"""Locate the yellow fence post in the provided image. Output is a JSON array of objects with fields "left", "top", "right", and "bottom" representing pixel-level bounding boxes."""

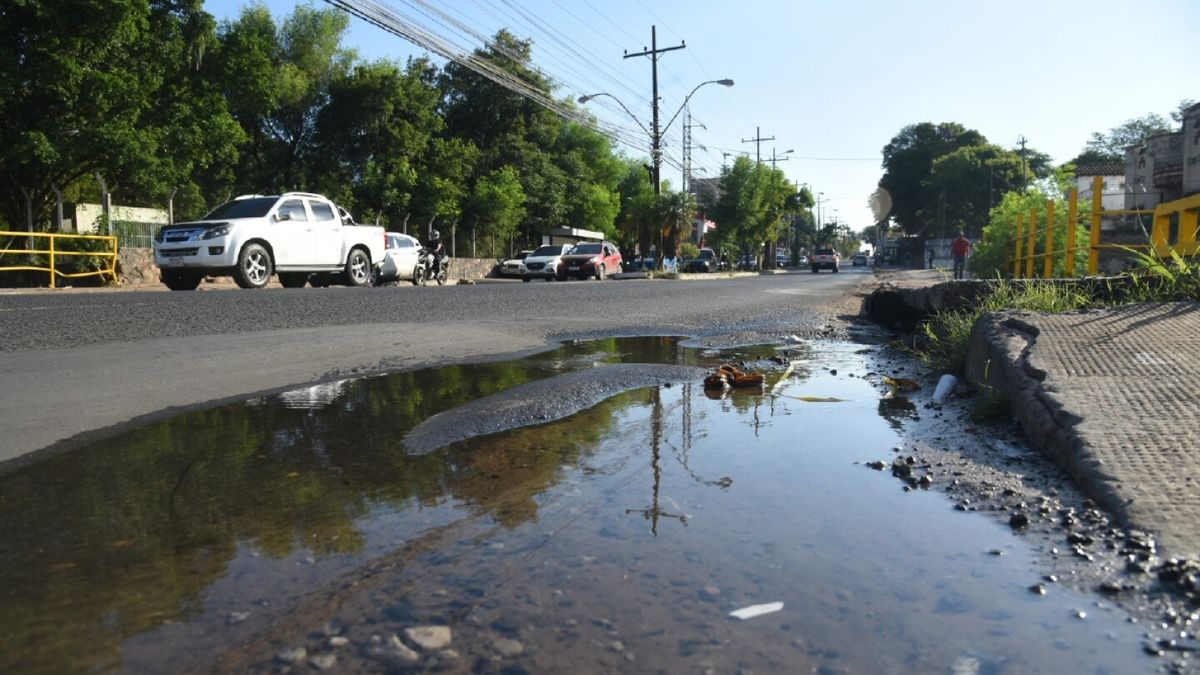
[
  {"left": 1178, "top": 198, "right": 1199, "bottom": 256},
  {"left": 1150, "top": 204, "right": 1170, "bottom": 256},
  {"left": 49, "top": 234, "right": 56, "bottom": 289},
  {"left": 1065, "top": 188, "right": 1077, "bottom": 277},
  {"left": 1013, "top": 214, "right": 1025, "bottom": 278},
  {"left": 1089, "top": 176, "right": 1102, "bottom": 275},
  {"left": 1043, "top": 200, "right": 1056, "bottom": 278},
  {"left": 1026, "top": 207, "right": 1037, "bottom": 278}
]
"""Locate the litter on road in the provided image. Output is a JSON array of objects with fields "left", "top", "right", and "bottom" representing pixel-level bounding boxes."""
[{"left": 729, "top": 602, "right": 784, "bottom": 620}]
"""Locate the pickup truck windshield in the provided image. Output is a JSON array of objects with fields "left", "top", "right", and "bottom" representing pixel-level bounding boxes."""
[{"left": 203, "top": 197, "right": 277, "bottom": 220}]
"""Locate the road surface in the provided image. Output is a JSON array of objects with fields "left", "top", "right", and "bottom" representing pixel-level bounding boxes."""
[{"left": 0, "top": 268, "right": 872, "bottom": 467}]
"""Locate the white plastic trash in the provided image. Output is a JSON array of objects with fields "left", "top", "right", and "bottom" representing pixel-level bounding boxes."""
[
  {"left": 932, "top": 374, "right": 958, "bottom": 403},
  {"left": 729, "top": 602, "right": 784, "bottom": 620}
]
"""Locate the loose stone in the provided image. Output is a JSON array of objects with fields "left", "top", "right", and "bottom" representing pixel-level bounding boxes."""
[
  {"left": 309, "top": 654, "right": 337, "bottom": 671},
  {"left": 406, "top": 625, "right": 453, "bottom": 651},
  {"left": 275, "top": 647, "right": 307, "bottom": 665},
  {"left": 493, "top": 637, "right": 525, "bottom": 658}
]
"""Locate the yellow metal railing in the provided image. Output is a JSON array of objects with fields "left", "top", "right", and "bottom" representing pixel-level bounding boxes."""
[
  {"left": 0, "top": 231, "right": 119, "bottom": 288},
  {"left": 1009, "top": 176, "right": 1198, "bottom": 278}
]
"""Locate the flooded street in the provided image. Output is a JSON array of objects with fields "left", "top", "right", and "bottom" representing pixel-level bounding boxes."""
[{"left": 0, "top": 337, "right": 1155, "bottom": 674}]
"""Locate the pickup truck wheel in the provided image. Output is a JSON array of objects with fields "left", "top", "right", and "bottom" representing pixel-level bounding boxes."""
[
  {"left": 344, "top": 248, "right": 372, "bottom": 287},
  {"left": 162, "top": 271, "right": 202, "bottom": 291},
  {"left": 278, "top": 272, "right": 308, "bottom": 288},
  {"left": 234, "top": 243, "right": 273, "bottom": 289}
]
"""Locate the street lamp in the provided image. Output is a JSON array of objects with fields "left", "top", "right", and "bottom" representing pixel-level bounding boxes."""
[{"left": 579, "top": 78, "right": 733, "bottom": 196}]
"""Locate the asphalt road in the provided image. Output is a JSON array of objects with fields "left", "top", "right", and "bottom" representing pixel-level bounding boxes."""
[{"left": 0, "top": 268, "right": 872, "bottom": 467}]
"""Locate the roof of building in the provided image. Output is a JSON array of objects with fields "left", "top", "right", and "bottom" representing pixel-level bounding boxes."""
[{"left": 1075, "top": 162, "right": 1124, "bottom": 177}]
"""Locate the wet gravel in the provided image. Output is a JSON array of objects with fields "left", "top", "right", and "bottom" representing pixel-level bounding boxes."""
[{"left": 860, "top": 336, "right": 1200, "bottom": 674}]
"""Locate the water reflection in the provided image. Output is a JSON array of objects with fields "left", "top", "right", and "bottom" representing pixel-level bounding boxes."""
[
  {"left": 0, "top": 337, "right": 776, "bottom": 673},
  {"left": 0, "top": 338, "right": 1154, "bottom": 674}
]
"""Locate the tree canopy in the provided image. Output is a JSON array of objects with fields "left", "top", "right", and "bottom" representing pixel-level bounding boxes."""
[
  {"left": 0, "top": 1, "right": 743, "bottom": 263},
  {"left": 877, "top": 122, "right": 1051, "bottom": 237},
  {"left": 1072, "top": 99, "right": 1195, "bottom": 164}
]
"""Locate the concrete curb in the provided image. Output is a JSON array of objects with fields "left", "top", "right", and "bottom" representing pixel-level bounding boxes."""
[{"left": 964, "top": 313, "right": 1130, "bottom": 524}]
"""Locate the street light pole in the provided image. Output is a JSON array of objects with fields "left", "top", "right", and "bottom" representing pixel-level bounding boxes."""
[
  {"left": 623, "top": 26, "right": 685, "bottom": 197},
  {"left": 766, "top": 148, "right": 793, "bottom": 168}
]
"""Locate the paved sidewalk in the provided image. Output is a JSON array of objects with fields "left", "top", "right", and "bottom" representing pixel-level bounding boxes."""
[
  {"left": 873, "top": 268, "right": 1200, "bottom": 557},
  {"left": 968, "top": 303, "right": 1200, "bottom": 557}
]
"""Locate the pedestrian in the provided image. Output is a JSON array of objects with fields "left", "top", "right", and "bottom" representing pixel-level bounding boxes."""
[
  {"left": 926, "top": 248, "right": 934, "bottom": 270},
  {"left": 951, "top": 231, "right": 971, "bottom": 280}
]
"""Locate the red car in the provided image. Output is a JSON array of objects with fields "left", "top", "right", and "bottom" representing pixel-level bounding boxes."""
[{"left": 556, "top": 241, "right": 623, "bottom": 280}]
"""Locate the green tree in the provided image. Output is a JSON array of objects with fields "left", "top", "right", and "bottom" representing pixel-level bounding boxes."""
[
  {"left": 924, "top": 143, "right": 1026, "bottom": 238},
  {"left": 0, "top": 0, "right": 240, "bottom": 229},
  {"left": 878, "top": 122, "right": 986, "bottom": 235},
  {"left": 971, "top": 169, "right": 1089, "bottom": 279},
  {"left": 470, "top": 165, "right": 527, "bottom": 258},
  {"left": 312, "top": 57, "right": 442, "bottom": 225},
  {"left": 709, "top": 157, "right": 792, "bottom": 262},
  {"left": 1074, "top": 100, "right": 1194, "bottom": 163},
  {"left": 215, "top": 2, "right": 353, "bottom": 193},
  {"left": 614, "top": 160, "right": 656, "bottom": 256}
]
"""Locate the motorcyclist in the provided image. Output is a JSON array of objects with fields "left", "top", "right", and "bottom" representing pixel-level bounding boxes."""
[{"left": 424, "top": 229, "right": 445, "bottom": 276}]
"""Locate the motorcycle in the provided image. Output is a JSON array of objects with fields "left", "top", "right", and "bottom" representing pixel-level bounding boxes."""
[{"left": 413, "top": 247, "right": 449, "bottom": 286}]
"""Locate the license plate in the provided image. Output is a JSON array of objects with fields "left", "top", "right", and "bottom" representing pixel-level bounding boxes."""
[
  {"left": 168, "top": 257, "right": 184, "bottom": 267},
  {"left": 568, "top": 265, "right": 579, "bottom": 271}
]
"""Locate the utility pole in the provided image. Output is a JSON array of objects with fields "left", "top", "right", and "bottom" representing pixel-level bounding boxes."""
[
  {"left": 1017, "top": 135, "right": 1028, "bottom": 191},
  {"left": 683, "top": 106, "right": 706, "bottom": 194},
  {"left": 766, "top": 147, "right": 792, "bottom": 169},
  {"left": 741, "top": 126, "right": 774, "bottom": 164},
  {"left": 624, "top": 25, "right": 685, "bottom": 197}
]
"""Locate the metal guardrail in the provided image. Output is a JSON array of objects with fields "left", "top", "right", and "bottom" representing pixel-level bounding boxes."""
[
  {"left": 0, "top": 231, "right": 119, "bottom": 288},
  {"left": 1009, "top": 176, "right": 1200, "bottom": 278}
]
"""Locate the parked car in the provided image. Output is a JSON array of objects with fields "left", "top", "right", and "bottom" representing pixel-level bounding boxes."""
[
  {"left": 810, "top": 248, "right": 840, "bottom": 273},
  {"left": 775, "top": 253, "right": 789, "bottom": 268},
  {"left": 738, "top": 254, "right": 759, "bottom": 271},
  {"left": 520, "top": 243, "right": 573, "bottom": 282},
  {"left": 797, "top": 254, "right": 808, "bottom": 265},
  {"left": 557, "top": 241, "right": 622, "bottom": 280},
  {"left": 624, "top": 255, "right": 655, "bottom": 272},
  {"left": 852, "top": 253, "right": 868, "bottom": 267},
  {"left": 153, "top": 192, "right": 385, "bottom": 290},
  {"left": 500, "top": 250, "right": 534, "bottom": 278},
  {"left": 687, "top": 248, "right": 720, "bottom": 273},
  {"left": 374, "top": 232, "right": 424, "bottom": 285}
]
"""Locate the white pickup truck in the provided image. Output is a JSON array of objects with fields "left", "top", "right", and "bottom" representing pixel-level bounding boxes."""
[
  {"left": 809, "top": 248, "right": 840, "bottom": 273},
  {"left": 153, "top": 192, "right": 386, "bottom": 290}
]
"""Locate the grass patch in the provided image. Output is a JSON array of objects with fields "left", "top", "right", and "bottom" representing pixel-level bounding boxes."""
[
  {"left": 968, "top": 390, "right": 1011, "bottom": 423},
  {"left": 911, "top": 279, "right": 1093, "bottom": 374},
  {"left": 911, "top": 246, "right": 1200, "bottom": 375}
]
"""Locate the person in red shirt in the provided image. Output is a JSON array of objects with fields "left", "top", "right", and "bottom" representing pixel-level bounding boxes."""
[{"left": 951, "top": 231, "right": 971, "bottom": 280}]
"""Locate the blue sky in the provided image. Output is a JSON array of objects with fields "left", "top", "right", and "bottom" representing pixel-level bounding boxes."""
[{"left": 203, "top": 0, "right": 1199, "bottom": 231}]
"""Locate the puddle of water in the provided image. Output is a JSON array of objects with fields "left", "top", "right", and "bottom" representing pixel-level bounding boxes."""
[{"left": 0, "top": 339, "right": 1153, "bottom": 673}]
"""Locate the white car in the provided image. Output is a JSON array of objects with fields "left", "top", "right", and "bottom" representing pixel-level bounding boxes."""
[
  {"left": 375, "top": 232, "right": 425, "bottom": 285},
  {"left": 153, "top": 192, "right": 386, "bottom": 290},
  {"left": 500, "top": 250, "right": 534, "bottom": 278},
  {"left": 519, "top": 243, "right": 572, "bottom": 282}
]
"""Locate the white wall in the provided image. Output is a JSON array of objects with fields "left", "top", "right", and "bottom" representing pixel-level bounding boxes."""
[
  {"left": 1076, "top": 175, "right": 1125, "bottom": 211},
  {"left": 72, "top": 203, "right": 167, "bottom": 234}
]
